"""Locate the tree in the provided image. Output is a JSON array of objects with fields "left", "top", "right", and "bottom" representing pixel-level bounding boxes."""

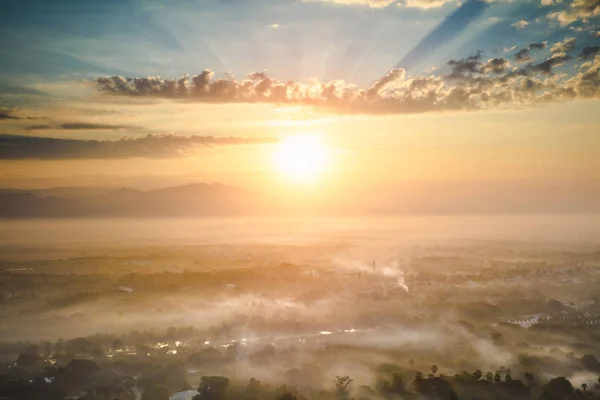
[
  {"left": 112, "top": 339, "right": 124, "bottom": 351},
  {"left": 275, "top": 384, "right": 299, "bottom": 400},
  {"left": 431, "top": 365, "right": 438, "bottom": 376},
  {"left": 65, "top": 359, "right": 100, "bottom": 377},
  {"left": 90, "top": 383, "right": 136, "bottom": 400},
  {"left": 472, "top": 369, "right": 482, "bottom": 381},
  {"left": 390, "top": 373, "right": 404, "bottom": 393},
  {"left": 141, "top": 385, "right": 170, "bottom": 400},
  {"left": 187, "top": 348, "right": 224, "bottom": 368},
  {"left": 334, "top": 375, "right": 353, "bottom": 400},
  {"left": 414, "top": 376, "right": 458, "bottom": 400},
  {"left": 494, "top": 372, "right": 502, "bottom": 383},
  {"left": 540, "top": 377, "right": 574, "bottom": 400},
  {"left": 485, "top": 372, "right": 494, "bottom": 382},
  {"left": 524, "top": 372, "right": 535, "bottom": 386},
  {"left": 194, "top": 376, "right": 229, "bottom": 400},
  {"left": 409, "top": 359, "right": 414, "bottom": 369},
  {"left": 276, "top": 393, "right": 297, "bottom": 400},
  {"left": 581, "top": 354, "right": 600, "bottom": 372},
  {"left": 15, "top": 352, "right": 41, "bottom": 367},
  {"left": 246, "top": 378, "right": 264, "bottom": 400},
  {"left": 581, "top": 383, "right": 587, "bottom": 393}
]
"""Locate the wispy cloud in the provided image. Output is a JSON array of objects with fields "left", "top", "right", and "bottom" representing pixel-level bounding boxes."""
[
  {"left": 0, "top": 108, "right": 20, "bottom": 120},
  {"left": 0, "top": 134, "right": 279, "bottom": 160},
  {"left": 24, "top": 122, "right": 139, "bottom": 131}
]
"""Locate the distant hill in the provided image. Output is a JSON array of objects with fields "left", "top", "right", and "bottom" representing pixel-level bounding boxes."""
[
  {"left": 0, "top": 191, "right": 88, "bottom": 217},
  {"left": 0, "top": 183, "right": 254, "bottom": 218},
  {"left": 1, "top": 180, "right": 600, "bottom": 218}
]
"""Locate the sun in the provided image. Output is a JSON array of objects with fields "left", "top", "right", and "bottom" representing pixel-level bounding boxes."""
[{"left": 272, "top": 134, "right": 330, "bottom": 182}]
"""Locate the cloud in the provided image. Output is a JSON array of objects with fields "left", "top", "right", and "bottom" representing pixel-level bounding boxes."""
[
  {"left": 548, "top": 0, "right": 600, "bottom": 26},
  {"left": 0, "top": 134, "right": 279, "bottom": 160},
  {"left": 447, "top": 51, "right": 484, "bottom": 78},
  {"left": 301, "top": 0, "right": 396, "bottom": 8},
  {"left": 59, "top": 122, "right": 136, "bottom": 130},
  {"left": 0, "top": 108, "right": 20, "bottom": 120},
  {"left": 91, "top": 40, "right": 600, "bottom": 115},
  {"left": 512, "top": 20, "right": 530, "bottom": 28},
  {"left": 24, "top": 122, "right": 138, "bottom": 131},
  {"left": 481, "top": 57, "right": 511, "bottom": 74},
  {"left": 402, "top": 0, "right": 454, "bottom": 8},
  {"left": 514, "top": 42, "right": 547, "bottom": 62},
  {"left": 550, "top": 37, "right": 577, "bottom": 54},
  {"left": 579, "top": 45, "right": 600, "bottom": 57},
  {"left": 366, "top": 69, "right": 407, "bottom": 98},
  {"left": 24, "top": 125, "right": 52, "bottom": 131},
  {"left": 531, "top": 52, "right": 571, "bottom": 74}
]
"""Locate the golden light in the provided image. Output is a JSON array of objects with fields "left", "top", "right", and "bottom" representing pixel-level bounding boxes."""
[{"left": 272, "top": 134, "right": 330, "bottom": 182}]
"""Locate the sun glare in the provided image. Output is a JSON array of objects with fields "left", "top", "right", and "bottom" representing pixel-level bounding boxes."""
[{"left": 272, "top": 135, "right": 330, "bottom": 182}]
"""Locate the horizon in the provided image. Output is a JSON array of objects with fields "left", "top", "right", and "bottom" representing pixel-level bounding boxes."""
[{"left": 0, "top": 0, "right": 599, "bottom": 211}]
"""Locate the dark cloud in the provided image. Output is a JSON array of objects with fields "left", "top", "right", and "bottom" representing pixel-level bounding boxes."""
[
  {"left": 24, "top": 124, "right": 52, "bottom": 131},
  {"left": 447, "top": 51, "right": 484, "bottom": 79},
  {"left": 481, "top": 58, "right": 511, "bottom": 74},
  {"left": 24, "top": 122, "right": 138, "bottom": 131},
  {"left": 0, "top": 134, "right": 279, "bottom": 160},
  {"left": 515, "top": 48, "right": 531, "bottom": 63},
  {"left": 59, "top": 122, "right": 135, "bottom": 130},
  {"left": 0, "top": 108, "right": 20, "bottom": 120},
  {"left": 531, "top": 53, "right": 571, "bottom": 75},
  {"left": 528, "top": 42, "right": 547, "bottom": 50},
  {"left": 579, "top": 45, "right": 600, "bottom": 58},
  {"left": 514, "top": 42, "right": 547, "bottom": 63}
]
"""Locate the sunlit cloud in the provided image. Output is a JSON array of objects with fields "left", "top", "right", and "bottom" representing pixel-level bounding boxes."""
[
  {"left": 512, "top": 19, "right": 529, "bottom": 28},
  {"left": 89, "top": 43, "right": 599, "bottom": 115},
  {"left": 547, "top": 0, "right": 600, "bottom": 26}
]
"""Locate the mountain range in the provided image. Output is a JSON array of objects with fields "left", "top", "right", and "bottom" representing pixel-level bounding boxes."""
[
  {"left": 0, "top": 183, "right": 254, "bottom": 218},
  {"left": 1, "top": 181, "right": 600, "bottom": 218}
]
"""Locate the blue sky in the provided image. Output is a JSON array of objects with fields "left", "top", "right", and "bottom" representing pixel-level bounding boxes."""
[{"left": 1, "top": 0, "right": 596, "bottom": 85}]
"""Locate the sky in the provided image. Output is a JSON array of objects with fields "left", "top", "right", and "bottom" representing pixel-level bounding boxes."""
[{"left": 0, "top": 0, "right": 599, "bottom": 202}]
